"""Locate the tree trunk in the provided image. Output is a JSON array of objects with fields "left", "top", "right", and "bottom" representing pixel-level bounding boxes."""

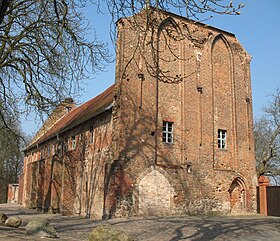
[{"left": 0, "top": 0, "right": 9, "bottom": 25}]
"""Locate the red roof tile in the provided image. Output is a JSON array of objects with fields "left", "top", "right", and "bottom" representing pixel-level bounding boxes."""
[{"left": 27, "top": 84, "right": 115, "bottom": 150}]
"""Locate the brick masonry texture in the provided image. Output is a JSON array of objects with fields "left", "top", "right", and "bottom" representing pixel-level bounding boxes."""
[{"left": 21, "top": 8, "right": 257, "bottom": 219}]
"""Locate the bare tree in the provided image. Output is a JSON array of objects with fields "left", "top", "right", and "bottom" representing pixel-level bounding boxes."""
[
  {"left": 94, "top": 0, "right": 245, "bottom": 85},
  {"left": 0, "top": 0, "right": 110, "bottom": 131},
  {"left": 106, "top": 0, "right": 245, "bottom": 18},
  {"left": 0, "top": 109, "right": 27, "bottom": 202},
  {"left": 254, "top": 89, "right": 280, "bottom": 184},
  {"left": 0, "top": 0, "right": 9, "bottom": 24},
  {"left": 101, "top": 0, "right": 244, "bottom": 35},
  {"left": 0, "top": 1, "right": 245, "bottom": 132}
]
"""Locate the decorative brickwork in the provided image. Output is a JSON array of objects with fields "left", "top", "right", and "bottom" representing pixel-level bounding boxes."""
[
  {"left": 110, "top": 8, "right": 257, "bottom": 216},
  {"left": 21, "top": 8, "right": 257, "bottom": 219}
]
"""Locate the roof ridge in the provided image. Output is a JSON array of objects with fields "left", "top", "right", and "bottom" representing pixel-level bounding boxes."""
[{"left": 25, "top": 84, "right": 115, "bottom": 151}]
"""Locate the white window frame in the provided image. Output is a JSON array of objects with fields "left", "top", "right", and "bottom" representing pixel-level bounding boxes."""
[
  {"left": 71, "top": 136, "right": 76, "bottom": 150},
  {"left": 218, "top": 129, "right": 227, "bottom": 149},
  {"left": 162, "top": 121, "right": 173, "bottom": 144}
]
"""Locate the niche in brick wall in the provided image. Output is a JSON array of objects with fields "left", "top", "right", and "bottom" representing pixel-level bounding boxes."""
[{"left": 138, "top": 169, "right": 173, "bottom": 215}]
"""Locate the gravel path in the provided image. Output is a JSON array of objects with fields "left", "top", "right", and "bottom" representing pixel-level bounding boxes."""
[{"left": 1, "top": 203, "right": 280, "bottom": 241}]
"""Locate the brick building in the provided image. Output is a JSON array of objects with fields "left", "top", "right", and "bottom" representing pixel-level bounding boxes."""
[
  {"left": 21, "top": 8, "right": 257, "bottom": 218},
  {"left": 7, "top": 184, "right": 19, "bottom": 203}
]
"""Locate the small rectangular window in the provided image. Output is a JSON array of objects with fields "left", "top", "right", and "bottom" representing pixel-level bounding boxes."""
[
  {"left": 61, "top": 141, "right": 64, "bottom": 154},
  {"left": 89, "top": 126, "right": 94, "bottom": 144},
  {"left": 162, "top": 121, "right": 173, "bottom": 144},
  {"left": 186, "top": 163, "right": 192, "bottom": 174},
  {"left": 41, "top": 148, "right": 44, "bottom": 159},
  {"left": 47, "top": 145, "right": 50, "bottom": 157},
  {"left": 71, "top": 136, "right": 76, "bottom": 150},
  {"left": 57, "top": 141, "right": 62, "bottom": 154},
  {"left": 64, "top": 140, "right": 68, "bottom": 153},
  {"left": 52, "top": 144, "right": 55, "bottom": 155},
  {"left": 44, "top": 147, "right": 47, "bottom": 157},
  {"left": 218, "top": 129, "right": 227, "bottom": 149}
]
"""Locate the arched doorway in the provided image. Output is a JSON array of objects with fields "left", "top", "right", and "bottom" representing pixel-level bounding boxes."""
[
  {"left": 138, "top": 169, "right": 172, "bottom": 215},
  {"left": 229, "top": 177, "right": 246, "bottom": 213}
]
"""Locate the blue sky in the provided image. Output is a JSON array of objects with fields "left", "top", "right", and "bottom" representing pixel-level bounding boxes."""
[
  {"left": 23, "top": 0, "right": 280, "bottom": 135},
  {"left": 207, "top": 0, "right": 280, "bottom": 118}
]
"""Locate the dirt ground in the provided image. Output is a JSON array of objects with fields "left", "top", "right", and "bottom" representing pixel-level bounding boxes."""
[{"left": 1, "top": 203, "right": 280, "bottom": 241}]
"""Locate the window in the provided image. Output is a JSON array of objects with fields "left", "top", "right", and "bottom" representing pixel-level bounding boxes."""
[
  {"left": 218, "top": 129, "right": 227, "bottom": 149},
  {"left": 71, "top": 136, "right": 76, "bottom": 150},
  {"left": 57, "top": 141, "right": 62, "bottom": 154},
  {"left": 89, "top": 126, "right": 94, "bottom": 144},
  {"left": 162, "top": 121, "right": 173, "bottom": 144},
  {"left": 44, "top": 147, "right": 48, "bottom": 157},
  {"left": 63, "top": 140, "right": 68, "bottom": 153},
  {"left": 40, "top": 148, "right": 44, "bottom": 159},
  {"left": 47, "top": 145, "right": 50, "bottom": 157},
  {"left": 186, "top": 163, "right": 192, "bottom": 174},
  {"left": 52, "top": 144, "right": 55, "bottom": 154}
]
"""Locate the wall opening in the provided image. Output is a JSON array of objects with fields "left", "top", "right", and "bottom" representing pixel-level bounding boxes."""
[
  {"left": 229, "top": 177, "right": 246, "bottom": 213},
  {"left": 138, "top": 169, "right": 172, "bottom": 215}
]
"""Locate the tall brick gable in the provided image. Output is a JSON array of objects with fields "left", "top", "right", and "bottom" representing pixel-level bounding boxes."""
[{"left": 109, "top": 8, "right": 257, "bottom": 216}]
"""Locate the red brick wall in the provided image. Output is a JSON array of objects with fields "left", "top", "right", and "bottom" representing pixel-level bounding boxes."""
[
  {"left": 22, "top": 111, "right": 112, "bottom": 219},
  {"left": 7, "top": 184, "right": 14, "bottom": 203},
  {"left": 42, "top": 157, "right": 52, "bottom": 212},
  {"left": 50, "top": 156, "right": 63, "bottom": 213},
  {"left": 22, "top": 9, "right": 257, "bottom": 218},
  {"left": 24, "top": 162, "right": 32, "bottom": 207},
  {"left": 111, "top": 9, "right": 257, "bottom": 216},
  {"left": 61, "top": 153, "right": 77, "bottom": 215},
  {"left": 18, "top": 173, "right": 24, "bottom": 204},
  {"left": 36, "top": 160, "right": 45, "bottom": 210}
]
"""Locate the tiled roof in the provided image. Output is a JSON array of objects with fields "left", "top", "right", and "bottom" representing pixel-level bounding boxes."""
[{"left": 27, "top": 84, "right": 115, "bottom": 150}]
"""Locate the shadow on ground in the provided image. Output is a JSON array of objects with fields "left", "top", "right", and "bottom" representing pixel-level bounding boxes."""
[{"left": 1, "top": 203, "right": 280, "bottom": 241}]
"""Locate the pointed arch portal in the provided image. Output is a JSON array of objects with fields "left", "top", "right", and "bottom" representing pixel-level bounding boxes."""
[{"left": 229, "top": 177, "right": 246, "bottom": 213}]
